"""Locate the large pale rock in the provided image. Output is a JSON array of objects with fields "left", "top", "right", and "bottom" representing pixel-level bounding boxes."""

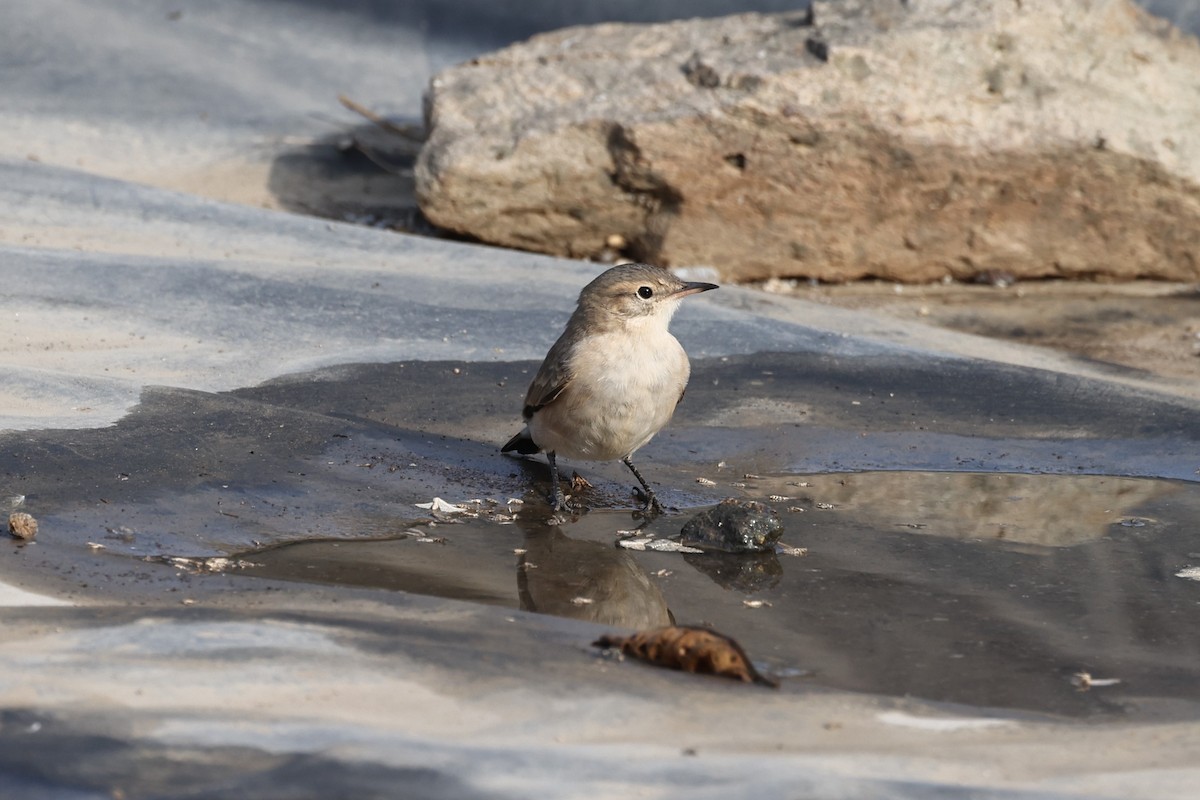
[{"left": 416, "top": 0, "right": 1200, "bottom": 283}]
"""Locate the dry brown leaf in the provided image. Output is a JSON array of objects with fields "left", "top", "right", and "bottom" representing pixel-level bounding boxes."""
[{"left": 594, "top": 625, "right": 777, "bottom": 687}]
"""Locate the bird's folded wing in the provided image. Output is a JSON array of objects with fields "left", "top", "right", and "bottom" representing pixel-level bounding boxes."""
[{"left": 522, "top": 335, "right": 574, "bottom": 419}]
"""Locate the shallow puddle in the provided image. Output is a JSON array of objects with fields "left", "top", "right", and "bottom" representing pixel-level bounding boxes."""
[{"left": 229, "top": 470, "right": 1200, "bottom": 719}]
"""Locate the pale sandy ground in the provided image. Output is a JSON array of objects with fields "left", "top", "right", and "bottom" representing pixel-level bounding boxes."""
[
  {"left": 0, "top": 581, "right": 69, "bottom": 606},
  {"left": 4, "top": 596, "right": 1199, "bottom": 800}
]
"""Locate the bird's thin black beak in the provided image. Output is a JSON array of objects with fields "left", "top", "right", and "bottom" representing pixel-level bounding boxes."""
[{"left": 673, "top": 281, "right": 719, "bottom": 298}]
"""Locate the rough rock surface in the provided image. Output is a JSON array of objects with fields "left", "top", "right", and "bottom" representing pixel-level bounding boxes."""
[
  {"left": 416, "top": 0, "right": 1200, "bottom": 283},
  {"left": 680, "top": 498, "right": 784, "bottom": 553}
]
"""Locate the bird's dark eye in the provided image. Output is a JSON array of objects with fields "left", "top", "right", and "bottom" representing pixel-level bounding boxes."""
[{"left": 637, "top": 286, "right": 654, "bottom": 299}]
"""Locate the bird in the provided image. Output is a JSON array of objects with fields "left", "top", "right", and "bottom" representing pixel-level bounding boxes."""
[{"left": 502, "top": 263, "right": 718, "bottom": 512}]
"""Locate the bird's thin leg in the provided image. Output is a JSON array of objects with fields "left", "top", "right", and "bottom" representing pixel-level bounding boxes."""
[
  {"left": 547, "top": 451, "right": 567, "bottom": 511},
  {"left": 622, "top": 456, "right": 663, "bottom": 513}
]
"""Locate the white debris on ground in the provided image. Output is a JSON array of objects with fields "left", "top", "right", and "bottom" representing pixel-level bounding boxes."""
[
  {"left": 616, "top": 536, "right": 704, "bottom": 554},
  {"left": 146, "top": 556, "right": 261, "bottom": 573},
  {"left": 412, "top": 497, "right": 522, "bottom": 523},
  {"left": 1071, "top": 672, "right": 1122, "bottom": 690},
  {"left": 415, "top": 497, "right": 470, "bottom": 514}
]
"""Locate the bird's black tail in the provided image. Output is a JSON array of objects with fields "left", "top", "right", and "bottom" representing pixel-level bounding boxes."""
[{"left": 501, "top": 428, "right": 540, "bottom": 455}]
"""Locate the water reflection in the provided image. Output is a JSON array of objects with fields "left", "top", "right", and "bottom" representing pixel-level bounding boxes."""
[
  {"left": 748, "top": 472, "right": 1179, "bottom": 546},
  {"left": 517, "top": 527, "right": 671, "bottom": 628},
  {"left": 237, "top": 501, "right": 674, "bottom": 629},
  {"left": 683, "top": 551, "right": 782, "bottom": 593},
  {"left": 229, "top": 471, "right": 1200, "bottom": 719}
]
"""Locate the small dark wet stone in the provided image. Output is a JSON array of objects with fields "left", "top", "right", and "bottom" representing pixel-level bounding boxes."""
[{"left": 680, "top": 499, "right": 783, "bottom": 553}]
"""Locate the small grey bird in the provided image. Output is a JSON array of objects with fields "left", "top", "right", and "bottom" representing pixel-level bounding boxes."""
[{"left": 502, "top": 263, "right": 718, "bottom": 512}]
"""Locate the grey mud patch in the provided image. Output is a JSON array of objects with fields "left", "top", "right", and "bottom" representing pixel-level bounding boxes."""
[{"left": 2, "top": 353, "right": 1198, "bottom": 720}]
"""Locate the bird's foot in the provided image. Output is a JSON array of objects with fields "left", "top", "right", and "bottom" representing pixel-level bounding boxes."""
[
  {"left": 632, "top": 487, "right": 665, "bottom": 517},
  {"left": 549, "top": 487, "right": 580, "bottom": 513}
]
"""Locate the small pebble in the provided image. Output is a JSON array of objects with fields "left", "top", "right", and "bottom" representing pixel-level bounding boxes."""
[{"left": 8, "top": 512, "right": 37, "bottom": 540}]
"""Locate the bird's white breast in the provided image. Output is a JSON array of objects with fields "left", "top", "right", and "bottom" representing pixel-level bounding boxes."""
[{"left": 529, "top": 324, "right": 690, "bottom": 462}]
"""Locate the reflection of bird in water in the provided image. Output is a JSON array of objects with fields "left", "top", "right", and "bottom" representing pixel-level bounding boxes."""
[{"left": 518, "top": 529, "right": 672, "bottom": 629}]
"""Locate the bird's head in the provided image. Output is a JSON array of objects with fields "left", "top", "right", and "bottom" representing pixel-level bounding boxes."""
[{"left": 578, "top": 263, "right": 718, "bottom": 325}]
